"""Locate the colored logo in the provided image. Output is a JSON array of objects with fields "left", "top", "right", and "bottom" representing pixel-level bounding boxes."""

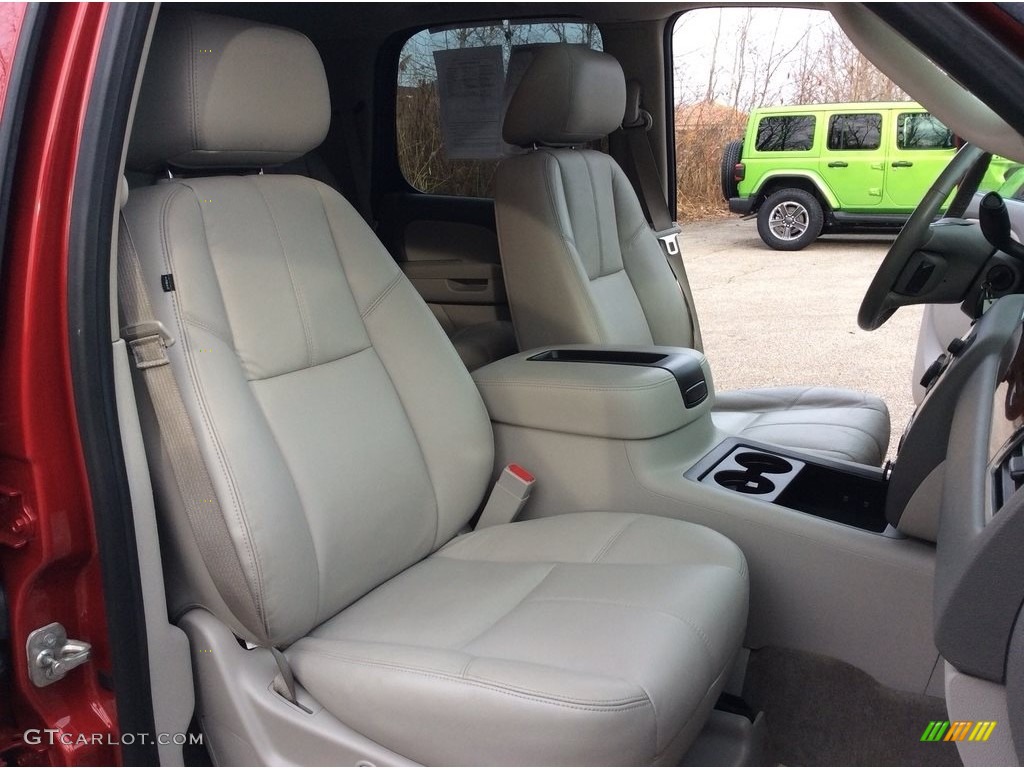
[{"left": 921, "top": 721, "right": 997, "bottom": 742}]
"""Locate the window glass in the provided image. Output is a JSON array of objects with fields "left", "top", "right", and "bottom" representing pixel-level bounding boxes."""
[
  {"left": 827, "top": 113, "right": 882, "bottom": 151},
  {"left": 896, "top": 112, "right": 954, "bottom": 150},
  {"left": 396, "top": 20, "right": 602, "bottom": 197},
  {"left": 754, "top": 115, "right": 816, "bottom": 152}
]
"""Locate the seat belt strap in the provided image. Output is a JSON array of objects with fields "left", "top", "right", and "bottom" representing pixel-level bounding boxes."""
[
  {"left": 269, "top": 646, "right": 309, "bottom": 711},
  {"left": 116, "top": 214, "right": 268, "bottom": 644},
  {"left": 117, "top": 214, "right": 309, "bottom": 705},
  {"left": 617, "top": 87, "right": 704, "bottom": 352},
  {"left": 476, "top": 464, "right": 535, "bottom": 529}
]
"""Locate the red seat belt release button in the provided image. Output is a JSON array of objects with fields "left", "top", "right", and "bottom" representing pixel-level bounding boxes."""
[{"left": 476, "top": 464, "right": 535, "bottom": 529}]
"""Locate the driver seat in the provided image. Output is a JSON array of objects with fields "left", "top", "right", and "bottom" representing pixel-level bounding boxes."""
[{"left": 494, "top": 45, "right": 890, "bottom": 465}]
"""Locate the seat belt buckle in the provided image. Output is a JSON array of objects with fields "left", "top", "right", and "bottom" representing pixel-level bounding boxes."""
[
  {"left": 122, "top": 320, "right": 175, "bottom": 370},
  {"left": 476, "top": 464, "right": 535, "bottom": 529},
  {"left": 657, "top": 228, "right": 681, "bottom": 256}
]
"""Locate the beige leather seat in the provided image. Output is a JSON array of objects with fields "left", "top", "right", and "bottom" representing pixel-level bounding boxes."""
[
  {"left": 495, "top": 45, "right": 890, "bottom": 466},
  {"left": 124, "top": 11, "right": 748, "bottom": 765},
  {"left": 269, "top": 155, "right": 518, "bottom": 371}
]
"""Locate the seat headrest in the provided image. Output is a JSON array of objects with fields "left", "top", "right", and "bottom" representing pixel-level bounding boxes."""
[
  {"left": 503, "top": 45, "right": 626, "bottom": 147},
  {"left": 128, "top": 10, "right": 330, "bottom": 171}
]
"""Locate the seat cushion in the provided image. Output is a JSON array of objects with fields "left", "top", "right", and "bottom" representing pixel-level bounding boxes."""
[
  {"left": 450, "top": 320, "right": 518, "bottom": 371},
  {"left": 287, "top": 512, "right": 748, "bottom": 766},
  {"left": 714, "top": 386, "right": 891, "bottom": 465}
]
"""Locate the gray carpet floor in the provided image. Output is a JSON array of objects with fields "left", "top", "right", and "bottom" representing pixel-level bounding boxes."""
[{"left": 742, "top": 647, "right": 962, "bottom": 766}]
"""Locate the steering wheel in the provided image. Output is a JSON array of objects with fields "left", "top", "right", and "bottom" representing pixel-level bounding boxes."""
[{"left": 858, "top": 144, "right": 986, "bottom": 330}]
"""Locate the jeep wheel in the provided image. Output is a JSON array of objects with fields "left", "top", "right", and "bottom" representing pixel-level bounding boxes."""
[
  {"left": 720, "top": 139, "right": 744, "bottom": 200},
  {"left": 757, "top": 189, "right": 824, "bottom": 250}
]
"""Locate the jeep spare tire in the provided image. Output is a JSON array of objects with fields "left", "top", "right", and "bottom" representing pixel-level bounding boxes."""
[
  {"left": 720, "top": 139, "right": 743, "bottom": 200},
  {"left": 757, "top": 188, "right": 824, "bottom": 251}
]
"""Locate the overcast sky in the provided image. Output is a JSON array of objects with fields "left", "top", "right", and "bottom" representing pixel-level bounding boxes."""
[{"left": 671, "top": 7, "right": 838, "bottom": 107}]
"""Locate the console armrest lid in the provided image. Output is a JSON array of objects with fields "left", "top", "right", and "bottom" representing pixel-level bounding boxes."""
[{"left": 472, "top": 344, "right": 713, "bottom": 439}]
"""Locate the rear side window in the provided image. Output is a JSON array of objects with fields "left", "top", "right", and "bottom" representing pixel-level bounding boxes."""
[
  {"left": 827, "top": 113, "right": 882, "bottom": 151},
  {"left": 754, "top": 116, "right": 815, "bottom": 152},
  {"left": 396, "top": 20, "right": 603, "bottom": 197},
  {"left": 896, "top": 112, "right": 954, "bottom": 150}
]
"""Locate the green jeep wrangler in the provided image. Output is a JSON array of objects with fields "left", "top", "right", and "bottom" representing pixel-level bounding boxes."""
[{"left": 722, "top": 102, "right": 1017, "bottom": 250}]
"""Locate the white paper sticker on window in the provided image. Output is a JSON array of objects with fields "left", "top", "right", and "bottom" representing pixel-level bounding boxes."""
[{"left": 433, "top": 46, "right": 506, "bottom": 160}]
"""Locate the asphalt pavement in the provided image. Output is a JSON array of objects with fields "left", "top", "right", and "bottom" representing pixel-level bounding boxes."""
[{"left": 680, "top": 217, "right": 922, "bottom": 460}]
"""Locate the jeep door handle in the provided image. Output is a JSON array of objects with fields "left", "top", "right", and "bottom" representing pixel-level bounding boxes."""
[
  {"left": 827, "top": 161, "right": 848, "bottom": 168},
  {"left": 891, "top": 160, "right": 914, "bottom": 168}
]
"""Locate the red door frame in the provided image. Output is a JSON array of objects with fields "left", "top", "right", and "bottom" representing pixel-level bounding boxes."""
[{"left": 0, "top": 3, "right": 119, "bottom": 765}]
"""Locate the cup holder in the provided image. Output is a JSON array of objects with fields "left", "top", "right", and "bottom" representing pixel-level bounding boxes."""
[
  {"left": 734, "top": 452, "right": 793, "bottom": 475},
  {"left": 700, "top": 447, "right": 804, "bottom": 501},
  {"left": 713, "top": 470, "right": 776, "bottom": 495}
]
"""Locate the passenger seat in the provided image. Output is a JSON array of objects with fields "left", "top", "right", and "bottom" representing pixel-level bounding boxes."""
[
  {"left": 271, "top": 154, "right": 517, "bottom": 370},
  {"left": 494, "top": 45, "right": 890, "bottom": 465},
  {"left": 121, "top": 10, "right": 748, "bottom": 765}
]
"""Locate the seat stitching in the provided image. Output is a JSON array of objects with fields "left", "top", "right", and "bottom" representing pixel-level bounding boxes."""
[
  {"left": 621, "top": 219, "right": 649, "bottom": 249},
  {"left": 183, "top": 314, "right": 233, "bottom": 346},
  {"left": 719, "top": 388, "right": 887, "bottom": 416},
  {"left": 247, "top": 345, "right": 373, "bottom": 383},
  {"left": 740, "top": 420, "right": 884, "bottom": 457},
  {"left": 160, "top": 184, "right": 267, "bottom": 629},
  {"left": 582, "top": 153, "right": 607, "bottom": 276},
  {"left": 455, "top": 563, "right": 557, "bottom": 651},
  {"left": 522, "top": 596, "right": 716, "bottom": 659},
  {"left": 361, "top": 273, "right": 402, "bottom": 319},
  {"left": 296, "top": 649, "right": 652, "bottom": 711},
  {"left": 313, "top": 184, "right": 442, "bottom": 551},
  {"left": 252, "top": 178, "right": 317, "bottom": 368},
  {"left": 541, "top": 150, "right": 607, "bottom": 341},
  {"left": 592, "top": 517, "right": 638, "bottom": 562}
]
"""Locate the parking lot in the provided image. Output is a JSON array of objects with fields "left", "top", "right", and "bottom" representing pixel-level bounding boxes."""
[{"left": 681, "top": 217, "right": 923, "bottom": 458}]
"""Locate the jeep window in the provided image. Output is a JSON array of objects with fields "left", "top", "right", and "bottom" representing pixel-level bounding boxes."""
[
  {"left": 754, "top": 116, "right": 816, "bottom": 152},
  {"left": 827, "top": 113, "right": 882, "bottom": 151},
  {"left": 396, "top": 20, "right": 602, "bottom": 197},
  {"left": 896, "top": 112, "right": 954, "bottom": 150}
]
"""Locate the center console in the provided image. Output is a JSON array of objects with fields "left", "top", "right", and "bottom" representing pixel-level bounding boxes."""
[
  {"left": 472, "top": 343, "right": 940, "bottom": 696},
  {"left": 687, "top": 438, "right": 891, "bottom": 534}
]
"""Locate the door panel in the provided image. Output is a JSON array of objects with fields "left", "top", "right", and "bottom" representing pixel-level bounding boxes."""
[
  {"left": 819, "top": 112, "right": 885, "bottom": 208},
  {"left": 378, "top": 192, "right": 511, "bottom": 333},
  {"left": 885, "top": 111, "right": 956, "bottom": 208},
  {"left": 404, "top": 220, "right": 500, "bottom": 263}
]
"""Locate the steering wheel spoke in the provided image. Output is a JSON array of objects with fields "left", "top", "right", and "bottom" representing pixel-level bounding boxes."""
[{"left": 858, "top": 144, "right": 986, "bottom": 330}]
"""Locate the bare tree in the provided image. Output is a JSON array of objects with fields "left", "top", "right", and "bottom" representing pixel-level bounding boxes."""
[
  {"left": 729, "top": 10, "right": 752, "bottom": 111},
  {"left": 703, "top": 10, "right": 722, "bottom": 103}
]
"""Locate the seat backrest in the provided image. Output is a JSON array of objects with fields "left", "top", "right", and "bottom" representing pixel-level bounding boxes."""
[
  {"left": 495, "top": 45, "right": 697, "bottom": 350},
  {"left": 124, "top": 10, "right": 494, "bottom": 646}
]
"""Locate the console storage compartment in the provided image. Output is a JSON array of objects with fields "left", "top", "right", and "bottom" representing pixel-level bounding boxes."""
[
  {"left": 689, "top": 439, "right": 889, "bottom": 533},
  {"left": 472, "top": 344, "right": 713, "bottom": 440}
]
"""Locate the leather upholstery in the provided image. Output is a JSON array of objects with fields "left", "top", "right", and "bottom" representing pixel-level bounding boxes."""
[
  {"left": 128, "top": 10, "right": 330, "bottom": 171},
  {"left": 503, "top": 45, "right": 626, "bottom": 147},
  {"left": 473, "top": 345, "right": 713, "bottom": 439},
  {"left": 125, "top": 10, "right": 749, "bottom": 765},
  {"left": 496, "top": 148, "right": 699, "bottom": 350},
  {"left": 495, "top": 51, "right": 890, "bottom": 465},
  {"left": 714, "top": 387, "right": 891, "bottom": 465},
  {"left": 126, "top": 174, "right": 494, "bottom": 645},
  {"left": 288, "top": 513, "right": 748, "bottom": 766}
]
